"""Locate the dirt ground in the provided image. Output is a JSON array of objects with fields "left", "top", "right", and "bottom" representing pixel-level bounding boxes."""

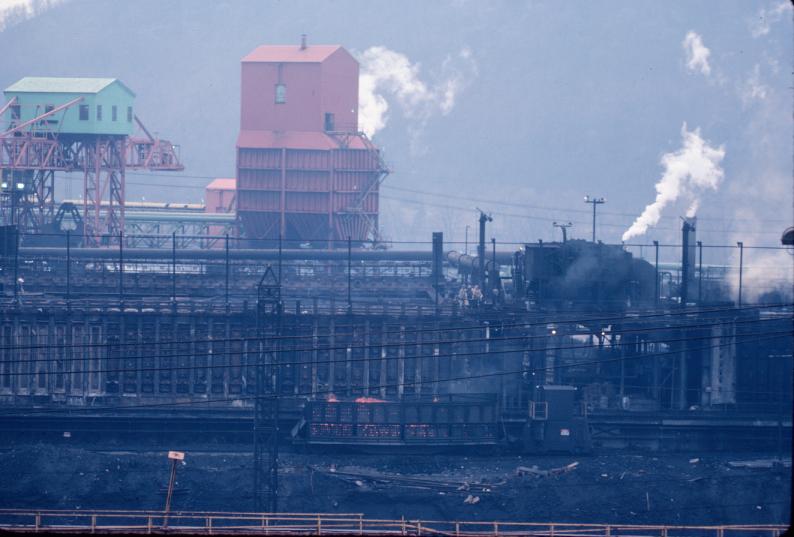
[{"left": 0, "top": 442, "right": 789, "bottom": 526}]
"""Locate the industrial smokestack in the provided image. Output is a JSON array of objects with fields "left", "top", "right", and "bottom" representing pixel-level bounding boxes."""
[
  {"left": 300, "top": 34, "right": 307, "bottom": 50},
  {"left": 680, "top": 217, "right": 696, "bottom": 305}
]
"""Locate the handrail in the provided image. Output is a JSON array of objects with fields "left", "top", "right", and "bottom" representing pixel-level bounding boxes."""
[{"left": 0, "top": 509, "right": 786, "bottom": 536}]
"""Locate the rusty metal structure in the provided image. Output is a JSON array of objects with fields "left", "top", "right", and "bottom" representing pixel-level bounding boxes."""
[{"left": 0, "top": 78, "right": 183, "bottom": 246}]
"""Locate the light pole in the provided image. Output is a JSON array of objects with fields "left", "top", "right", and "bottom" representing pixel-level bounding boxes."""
[
  {"left": 553, "top": 221, "right": 572, "bottom": 243},
  {"left": 583, "top": 196, "right": 605, "bottom": 243},
  {"left": 464, "top": 225, "right": 470, "bottom": 255}
]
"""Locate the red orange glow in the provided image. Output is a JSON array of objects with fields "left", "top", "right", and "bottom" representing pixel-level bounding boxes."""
[{"left": 354, "top": 397, "right": 386, "bottom": 404}]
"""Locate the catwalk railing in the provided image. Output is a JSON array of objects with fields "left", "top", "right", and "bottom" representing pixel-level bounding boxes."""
[{"left": 0, "top": 509, "right": 786, "bottom": 536}]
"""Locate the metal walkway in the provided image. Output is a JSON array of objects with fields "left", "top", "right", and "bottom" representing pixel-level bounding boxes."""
[{"left": 0, "top": 509, "right": 786, "bottom": 535}]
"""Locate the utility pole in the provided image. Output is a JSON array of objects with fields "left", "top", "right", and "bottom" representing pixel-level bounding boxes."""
[
  {"left": 254, "top": 237, "right": 283, "bottom": 513},
  {"left": 491, "top": 237, "right": 496, "bottom": 299},
  {"left": 347, "top": 236, "right": 352, "bottom": 315},
  {"left": 12, "top": 223, "right": 19, "bottom": 307},
  {"left": 737, "top": 241, "right": 744, "bottom": 307},
  {"left": 66, "top": 230, "right": 71, "bottom": 311},
  {"left": 464, "top": 225, "right": 470, "bottom": 255},
  {"left": 653, "top": 240, "right": 659, "bottom": 308},
  {"left": 553, "top": 221, "right": 572, "bottom": 243},
  {"left": 171, "top": 231, "right": 177, "bottom": 308},
  {"left": 162, "top": 451, "right": 185, "bottom": 529},
  {"left": 476, "top": 209, "right": 492, "bottom": 286},
  {"left": 583, "top": 196, "right": 605, "bottom": 242},
  {"left": 225, "top": 233, "right": 230, "bottom": 312},
  {"left": 697, "top": 240, "right": 703, "bottom": 304},
  {"left": 118, "top": 232, "right": 124, "bottom": 309}
]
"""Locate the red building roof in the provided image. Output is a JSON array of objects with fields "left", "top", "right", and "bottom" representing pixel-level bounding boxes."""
[
  {"left": 242, "top": 45, "right": 343, "bottom": 63},
  {"left": 206, "top": 178, "right": 236, "bottom": 191},
  {"left": 237, "top": 130, "right": 371, "bottom": 151}
]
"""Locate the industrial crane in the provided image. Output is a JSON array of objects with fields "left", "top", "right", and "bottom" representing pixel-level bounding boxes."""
[{"left": 0, "top": 84, "right": 183, "bottom": 247}]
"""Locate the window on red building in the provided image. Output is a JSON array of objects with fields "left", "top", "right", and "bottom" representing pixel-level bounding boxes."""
[{"left": 275, "top": 83, "right": 286, "bottom": 104}]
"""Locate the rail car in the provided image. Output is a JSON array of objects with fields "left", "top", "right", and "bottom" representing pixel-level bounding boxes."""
[{"left": 300, "top": 389, "right": 592, "bottom": 453}]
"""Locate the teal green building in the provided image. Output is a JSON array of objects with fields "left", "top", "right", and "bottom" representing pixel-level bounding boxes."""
[{"left": 4, "top": 77, "right": 136, "bottom": 136}]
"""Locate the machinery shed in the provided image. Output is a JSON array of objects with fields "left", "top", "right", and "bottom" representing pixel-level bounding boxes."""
[{"left": 4, "top": 77, "right": 135, "bottom": 136}]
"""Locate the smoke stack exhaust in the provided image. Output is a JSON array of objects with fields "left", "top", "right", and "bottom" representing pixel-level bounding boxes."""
[
  {"left": 300, "top": 34, "right": 307, "bottom": 50},
  {"left": 680, "top": 217, "right": 696, "bottom": 305}
]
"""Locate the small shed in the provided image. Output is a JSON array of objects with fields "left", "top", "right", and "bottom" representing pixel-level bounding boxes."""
[
  {"left": 205, "top": 178, "right": 236, "bottom": 214},
  {"left": 4, "top": 77, "right": 136, "bottom": 136}
]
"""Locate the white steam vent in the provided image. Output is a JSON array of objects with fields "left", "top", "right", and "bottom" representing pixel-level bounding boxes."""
[
  {"left": 622, "top": 123, "right": 725, "bottom": 242},
  {"left": 357, "top": 46, "right": 475, "bottom": 138}
]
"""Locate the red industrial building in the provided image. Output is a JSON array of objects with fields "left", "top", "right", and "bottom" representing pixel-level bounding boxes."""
[{"left": 236, "top": 38, "right": 388, "bottom": 247}]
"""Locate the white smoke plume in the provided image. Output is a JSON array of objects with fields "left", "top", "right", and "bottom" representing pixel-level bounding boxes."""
[
  {"left": 622, "top": 124, "right": 725, "bottom": 242},
  {"left": 0, "top": 0, "right": 63, "bottom": 32},
  {"left": 740, "top": 64, "right": 769, "bottom": 104},
  {"left": 750, "top": 1, "right": 791, "bottom": 38},
  {"left": 682, "top": 31, "right": 711, "bottom": 76},
  {"left": 357, "top": 46, "right": 475, "bottom": 139}
]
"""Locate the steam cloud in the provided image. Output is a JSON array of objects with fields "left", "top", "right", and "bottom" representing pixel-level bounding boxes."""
[
  {"left": 740, "top": 64, "right": 769, "bottom": 104},
  {"left": 682, "top": 31, "right": 711, "bottom": 76},
  {"left": 357, "top": 46, "right": 475, "bottom": 138},
  {"left": 750, "top": 1, "right": 791, "bottom": 38},
  {"left": 622, "top": 124, "right": 725, "bottom": 242},
  {"left": 0, "top": 0, "right": 63, "bottom": 32}
]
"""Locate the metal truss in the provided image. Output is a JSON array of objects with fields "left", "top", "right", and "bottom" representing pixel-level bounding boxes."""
[
  {"left": 0, "top": 99, "right": 183, "bottom": 246},
  {"left": 255, "top": 263, "right": 282, "bottom": 513},
  {"left": 330, "top": 131, "right": 389, "bottom": 245},
  {"left": 124, "top": 219, "right": 237, "bottom": 249}
]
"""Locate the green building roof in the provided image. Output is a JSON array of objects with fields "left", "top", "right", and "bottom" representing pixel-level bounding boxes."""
[{"left": 5, "top": 77, "right": 135, "bottom": 97}]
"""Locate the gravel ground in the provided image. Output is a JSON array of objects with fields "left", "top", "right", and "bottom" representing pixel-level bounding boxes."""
[{"left": 0, "top": 442, "right": 789, "bottom": 526}]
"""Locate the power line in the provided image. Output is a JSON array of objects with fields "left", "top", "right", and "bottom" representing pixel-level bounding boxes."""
[
  {"left": 2, "top": 331, "right": 787, "bottom": 416},
  {"left": 0, "top": 302, "right": 787, "bottom": 354},
  {"left": 382, "top": 194, "right": 786, "bottom": 237},
  {"left": 58, "top": 174, "right": 790, "bottom": 235},
  {"left": 1, "top": 322, "right": 786, "bottom": 378},
  {"left": 115, "top": 173, "right": 793, "bottom": 226}
]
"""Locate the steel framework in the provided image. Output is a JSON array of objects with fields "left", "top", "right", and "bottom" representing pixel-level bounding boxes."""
[
  {"left": 329, "top": 130, "right": 389, "bottom": 244},
  {"left": 0, "top": 99, "right": 183, "bottom": 246},
  {"left": 255, "top": 261, "right": 282, "bottom": 512}
]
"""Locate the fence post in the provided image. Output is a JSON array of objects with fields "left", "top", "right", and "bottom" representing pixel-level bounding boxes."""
[
  {"left": 34, "top": 512, "right": 40, "bottom": 532},
  {"left": 91, "top": 515, "right": 96, "bottom": 534},
  {"left": 207, "top": 516, "right": 212, "bottom": 535},
  {"left": 147, "top": 515, "right": 152, "bottom": 534},
  {"left": 317, "top": 514, "right": 322, "bottom": 535}
]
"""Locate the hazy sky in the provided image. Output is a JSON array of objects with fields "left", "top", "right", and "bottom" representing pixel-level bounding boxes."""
[{"left": 0, "top": 0, "right": 791, "bottom": 254}]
